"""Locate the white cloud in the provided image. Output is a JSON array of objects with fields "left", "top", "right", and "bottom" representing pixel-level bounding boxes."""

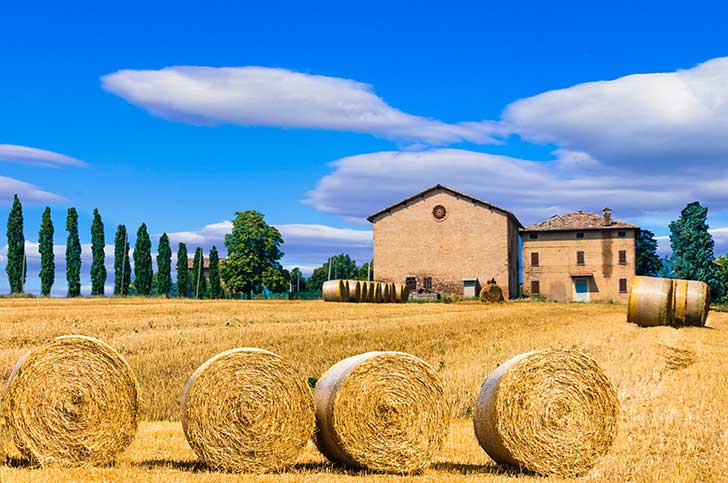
[
  {"left": 0, "top": 176, "right": 66, "bottom": 203},
  {"left": 101, "top": 66, "right": 503, "bottom": 145},
  {"left": 0, "top": 144, "right": 87, "bottom": 168},
  {"left": 503, "top": 57, "right": 728, "bottom": 170}
]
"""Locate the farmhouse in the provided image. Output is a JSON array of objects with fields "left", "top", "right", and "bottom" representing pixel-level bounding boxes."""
[
  {"left": 368, "top": 185, "right": 522, "bottom": 298},
  {"left": 521, "top": 209, "right": 638, "bottom": 302}
]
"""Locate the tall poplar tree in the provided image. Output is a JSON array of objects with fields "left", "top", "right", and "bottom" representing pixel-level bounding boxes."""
[
  {"left": 90, "top": 208, "right": 107, "bottom": 295},
  {"left": 176, "top": 243, "right": 190, "bottom": 297},
  {"left": 156, "top": 233, "right": 172, "bottom": 297},
  {"left": 134, "top": 223, "right": 153, "bottom": 295},
  {"left": 208, "top": 246, "right": 221, "bottom": 299},
  {"left": 114, "top": 225, "right": 131, "bottom": 295},
  {"left": 38, "top": 207, "right": 54, "bottom": 296},
  {"left": 635, "top": 229, "right": 662, "bottom": 277},
  {"left": 191, "top": 247, "right": 206, "bottom": 299},
  {"left": 65, "top": 208, "right": 81, "bottom": 297},
  {"left": 669, "top": 201, "right": 723, "bottom": 299},
  {"left": 6, "top": 194, "right": 25, "bottom": 294}
]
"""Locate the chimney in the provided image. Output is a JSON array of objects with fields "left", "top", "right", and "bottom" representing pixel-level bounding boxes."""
[{"left": 602, "top": 207, "right": 612, "bottom": 226}]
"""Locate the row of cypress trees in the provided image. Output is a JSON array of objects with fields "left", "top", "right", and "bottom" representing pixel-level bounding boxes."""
[{"left": 5, "top": 194, "right": 223, "bottom": 298}]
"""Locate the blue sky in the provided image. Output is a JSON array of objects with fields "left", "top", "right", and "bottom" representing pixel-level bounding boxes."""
[{"left": 2, "top": 1, "right": 728, "bottom": 294}]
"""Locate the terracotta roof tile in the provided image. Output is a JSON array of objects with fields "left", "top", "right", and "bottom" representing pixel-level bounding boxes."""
[{"left": 523, "top": 211, "right": 639, "bottom": 232}]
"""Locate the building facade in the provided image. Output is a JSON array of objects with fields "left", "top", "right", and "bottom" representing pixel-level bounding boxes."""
[
  {"left": 368, "top": 185, "right": 522, "bottom": 298},
  {"left": 521, "top": 209, "right": 638, "bottom": 302}
]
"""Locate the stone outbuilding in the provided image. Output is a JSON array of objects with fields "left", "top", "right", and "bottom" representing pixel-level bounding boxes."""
[
  {"left": 367, "top": 185, "right": 522, "bottom": 299},
  {"left": 521, "top": 209, "right": 638, "bottom": 302}
]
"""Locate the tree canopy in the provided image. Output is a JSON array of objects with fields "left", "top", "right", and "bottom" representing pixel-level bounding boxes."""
[
  {"left": 156, "top": 233, "right": 172, "bottom": 297},
  {"left": 38, "top": 207, "right": 54, "bottom": 296},
  {"left": 134, "top": 223, "right": 153, "bottom": 295},
  {"left": 221, "top": 210, "right": 284, "bottom": 297},
  {"left": 635, "top": 229, "right": 662, "bottom": 277},
  {"left": 66, "top": 208, "right": 81, "bottom": 297},
  {"left": 90, "top": 208, "right": 107, "bottom": 296},
  {"left": 208, "top": 246, "right": 222, "bottom": 299},
  {"left": 114, "top": 225, "right": 131, "bottom": 295},
  {"left": 6, "top": 194, "right": 25, "bottom": 294},
  {"left": 176, "top": 242, "right": 190, "bottom": 298},
  {"left": 307, "top": 254, "right": 368, "bottom": 291}
]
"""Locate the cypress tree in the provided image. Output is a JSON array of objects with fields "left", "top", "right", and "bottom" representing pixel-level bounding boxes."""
[
  {"left": 6, "top": 194, "right": 25, "bottom": 294},
  {"left": 176, "top": 243, "right": 190, "bottom": 298},
  {"left": 156, "top": 233, "right": 172, "bottom": 297},
  {"left": 114, "top": 225, "right": 131, "bottom": 295},
  {"left": 208, "top": 246, "right": 221, "bottom": 299},
  {"left": 90, "top": 208, "right": 107, "bottom": 296},
  {"left": 38, "top": 207, "right": 55, "bottom": 296},
  {"left": 191, "top": 247, "right": 207, "bottom": 299},
  {"left": 133, "top": 223, "right": 153, "bottom": 295},
  {"left": 635, "top": 229, "right": 662, "bottom": 277},
  {"left": 65, "top": 208, "right": 81, "bottom": 297}
]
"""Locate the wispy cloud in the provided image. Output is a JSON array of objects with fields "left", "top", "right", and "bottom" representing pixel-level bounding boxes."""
[
  {"left": 0, "top": 176, "right": 67, "bottom": 203},
  {"left": 101, "top": 66, "right": 504, "bottom": 145},
  {"left": 0, "top": 144, "right": 87, "bottom": 168}
]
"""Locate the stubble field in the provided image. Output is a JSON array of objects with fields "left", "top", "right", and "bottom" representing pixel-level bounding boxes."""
[{"left": 0, "top": 297, "right": 726, "bottom": 483}]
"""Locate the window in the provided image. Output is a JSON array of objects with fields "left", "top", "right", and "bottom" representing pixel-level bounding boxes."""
[
  {"left": 531, "top": 280, "right": 540, "bottom": 295},
  {"left": 576, "top": 232, "right": 585, "bottom": 239},
  {"left": 405, "top": 276, "right": 417, "bottom": 291},
  {"left": 576, "top": 251, "right": 585, "bottom": 265},
  {"left": 531, "top": 252, "right": 539, "bottom": 267},
  {"left": 618, "top": 231, "right": 626, "bottom": 237},
  {"left": 618, "top": 250, "right": 627, "bottom": 264},
  {"left": 619, "top": 278, "right": 628, "bottom": 293},
  {"left": 432, "top": 205, "right": 447, "bottom": 221},
  {"left": 423, "top": 277, "right": 432, "bottom": 290},
  {"left": 529, "top": 233, "right": 538, "bottom": 239}
]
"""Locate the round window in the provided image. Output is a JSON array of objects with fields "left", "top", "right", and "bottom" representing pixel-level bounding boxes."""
[{"left": 432, "top": 205, "right": 447, "bottom": 221}]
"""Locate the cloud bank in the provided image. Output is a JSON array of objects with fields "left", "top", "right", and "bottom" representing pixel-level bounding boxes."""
[
  {"left": 101, "top": 66, "right": 502, "bottom": 144},
  {"left": 0, "top": 144, "right": 87, "bottom": 168}
]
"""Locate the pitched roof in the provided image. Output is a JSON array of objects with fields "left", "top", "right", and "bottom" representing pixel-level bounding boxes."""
[
  {"left": 523, "top": 211, "right": 639, "bottom": 232},
  {"left": 367, "top": 184, "right": 523, "bottom": 228}
]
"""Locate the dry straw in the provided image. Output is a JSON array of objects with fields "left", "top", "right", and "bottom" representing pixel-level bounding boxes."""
[
  {"left": 628, "top": 276, "right": 710, "bottom": 327},
  {"left": 181, "top": 348, "right": 314, "bottom": 473},
  {"left": 2, "top": 335, "right": 140, "bottom": 466},
  {"left": 480, "top": 283, "right": 505, "bottom": 303},
  {"left": 314, "top": 351, "right": 449, "bottom": 473},
  {"left": 393, "top": 283, "right": 410, "bottom": 303},
  {"left": 346, "top": 280, "right": 361, "bottom": 302},
  {"left": 474, "top": 349, "right": 619, "bottom": 477}
]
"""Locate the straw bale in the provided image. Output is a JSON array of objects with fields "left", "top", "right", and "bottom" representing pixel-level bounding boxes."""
[
  {"left": 474, "top": 349, "right": 618, "bottom": 477},
  {"left": 2, "top": 335, "right": 140, "bottom": 466},
  {"left": 322, "top": 280, "right": 348, "bottom": 302},
  {"left": 181, "top": 348, "right": 314, "bottom": 473},
  {"left": 313, "top": 351, "right": 448, "bottom": 473}
]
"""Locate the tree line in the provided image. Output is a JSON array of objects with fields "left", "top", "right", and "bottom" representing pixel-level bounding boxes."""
[{"left": 5, "top": 196, "right": 289, "bottom": 298}]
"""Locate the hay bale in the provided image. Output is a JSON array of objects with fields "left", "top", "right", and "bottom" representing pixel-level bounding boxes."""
[
  {"left": 372, "top": 282, "right": 383, "bottom": 303},
  {"left": 380, "top": 283, "right": 391, "bottom": 303},
  {"left": 2, "top": 335, "right": 140, "bottom": 466},
  {"left": 182, "top": 348, "right": 314, "bottom": 473},
  {"left": 322, "top": 280, "right": 348, "bottom": 302},
  {"left": 388, "top": 283, "right": 397, "bottom": 303},
  {"left": 313, "top": 351, "right": 449, "bottom": 473},
  {"left": 672, "top": 279, "right": 710, "bottom": 327},
  {"left": 359, "top": 281, "right": 368, "bottom": 302},
  {"left": 474, "top": 349, "right": 618, "bottom": 477},
  {"left": 393, "top": 283, "right": 410, "bottom": 303},
  {"left": 346, "top": 280, "right": 362, "bottom": 303},
  {"left": 627, "top": 276, "right": 674, "bottom": 326},
  {"left": 480, "top": 283, "right": 505, "bottom": 303}
]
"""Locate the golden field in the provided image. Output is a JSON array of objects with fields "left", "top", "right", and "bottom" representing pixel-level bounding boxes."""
[{"left": 0, "top": 297, "right": 727, "bottom": 482}]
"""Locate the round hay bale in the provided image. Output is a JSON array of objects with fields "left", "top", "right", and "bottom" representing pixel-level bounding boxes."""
[
  {"left": 380, "top": 283, "right": 391, "bottom": 303},
  {"left": 2, "top": 335, "right": 140, "bottom": 466},
  {"left": 480, "top": 284, "right": 505, "bottom": 303},
  {"left": 672, "top": 279, "right": 710, "bottom": 327},
  {"left": 372, "top": 282, "right": 383, "bottom": 303},
  {"left": 393, "top": 283, "right": 410, "bottom": 303},
  {"left": 322, "top": 280, "right": 348, "bottom": 302},
  {"left": 359, "top": 281, "right": 369, "bottom": 303},
  {"left": 313, "top": 351, "right": 449, "bottom": 473},
  {"left": 346, "top": 280, "right": 361, "bottom": 303},
  {"left": 627, "top": 276, "right": 674, "bottom": 326},
  {"left": 474, "top": 349, "right": 619, "bottom": 477},
  {"left": 388, "top": 283, "right": 397, "bottom": 303},
  {"left": 182, "top": 348, "right": 314, "bottom": 473}
]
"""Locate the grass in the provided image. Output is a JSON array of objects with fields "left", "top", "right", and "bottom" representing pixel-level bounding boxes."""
[{"left": 0, "top": 298, "right": 727, "bottom": 482}]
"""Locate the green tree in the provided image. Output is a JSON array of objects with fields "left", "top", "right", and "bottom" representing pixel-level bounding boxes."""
[
  {"left": 134, "top": 223, "right": 153, "bottom": 295},
  {"left": 263, "top": 266, "right": 290, "bottom": 293},
  {"left": 156, "top": 233, "right": 172, "bottom": 297},
  {"left": 190, "top": 247, "right": 207, "bottom": 299},
  {"left": 669, "top": 202, "right": 723, "bottom": 300},
  {"left": 38, "top": 207, "right": 54, "bottom": 296},
  {"left": 307, "top": 254, "right": 359, "bottom": 291},
  {"left": 208, "top": 246, "right": 222, "bottom": 299},
  {"left": 357, "top": 261, "right": 373, "bottom": 281},
  {"left": 716, "top": 255, "right": 728, "bottom": 304},
  {"left": 6, "top": 194, "right": 25, "bottom": 294},
  {"left": 90, "top": 208, "right": 107, "bottom": 295},
  {"left": 221, "top": 210, "right": 284, "bottom": 298},
  {"left": 290, "top": 267, "right": 305, "bottom": 291},
  {"left": 635, "top": 229, "right": 662, "bottom": 277},
  {"left": 114, "top": 225, "right": 131, "bottom": 295},
  {"left": 65, "top": 208, "right": 81, "bottom": 297},
  {"left": 176, "top": 242, "right": 190, "bottom": 298}
]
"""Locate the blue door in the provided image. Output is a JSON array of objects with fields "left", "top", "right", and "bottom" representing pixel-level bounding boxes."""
[{"left": 574, "top": 278, "right": 589, "bottom": 302}]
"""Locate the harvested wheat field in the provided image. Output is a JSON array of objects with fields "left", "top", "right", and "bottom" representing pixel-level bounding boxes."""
[{"left": 0, "top": 298, "right": 727, "bottom": 482}]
